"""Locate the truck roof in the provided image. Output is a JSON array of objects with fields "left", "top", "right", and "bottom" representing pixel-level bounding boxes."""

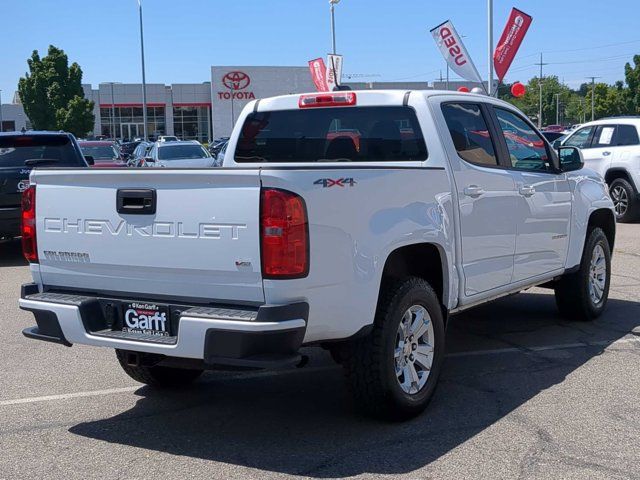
[
  {"left": 0, "top": 130, "right": 74, "bottom": 138},
  {"left": 254, "top": 89, "right": 510, "bottom": 112}
]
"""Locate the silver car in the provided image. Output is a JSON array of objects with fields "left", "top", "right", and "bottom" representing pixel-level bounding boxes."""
[{"left": 145, "top": 140, "right": 215, "bottom": 168}]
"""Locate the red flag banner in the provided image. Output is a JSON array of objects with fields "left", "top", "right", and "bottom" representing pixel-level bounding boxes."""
[
  {"left": 308, "top": 58, "right": 329, "bottom": 92},
  {"left": 493, "top": 8, "right": 533, "bottom": 83}
]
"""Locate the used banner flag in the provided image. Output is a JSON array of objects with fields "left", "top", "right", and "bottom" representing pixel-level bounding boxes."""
[
  {"left": 308, "top": 58, "right": 329, "bottom": 92},
  {"left": 430, "top": 20, "right": 483, "bottom": 85},
  {"left": 326, "top": 54, "right": 343, "bottom": 91},
  {"left": 493, "top": 8, "right": 533, "bottom": 83}
]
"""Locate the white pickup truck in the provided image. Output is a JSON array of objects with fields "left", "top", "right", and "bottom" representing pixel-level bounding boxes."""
[{"left": 19, "top": 90, "right": 615, "bottom": 419}]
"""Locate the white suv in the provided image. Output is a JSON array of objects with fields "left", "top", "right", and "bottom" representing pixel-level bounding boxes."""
[{"left": 562, "top": 117, "right": 640, "bottom": 222}]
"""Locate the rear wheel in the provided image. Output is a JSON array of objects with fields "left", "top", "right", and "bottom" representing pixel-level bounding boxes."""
[
  {"left": 116, "top": 350, "right": 203, "bottom": 388},
  {"left": 609, "top": 178, "right": 639, "bottom": 223},
  {"left": 554, "top": 227, "right": 611, "bottom": 321},
  {"left": 341, "top": 277, "right": 445, "bottom": 420}
]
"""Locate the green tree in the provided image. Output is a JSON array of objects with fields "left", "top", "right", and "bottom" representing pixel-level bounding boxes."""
[
  {"left": 18, "top": 45, "right": 94, "bottom": 137},
  {"left": 504, "top": 76, "right": 573, "bottom": 126},
  {"left": 585, "top": 81, "right": 633, "bottom": 120},
  {"left": 624, "top": 54, "right": 640, "bottom": 113}
]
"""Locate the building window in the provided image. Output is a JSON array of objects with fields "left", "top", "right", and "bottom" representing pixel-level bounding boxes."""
[
  {"left": 100, "top": 106, "right": 166, "bottom": 140},
  {"left": 173, "top": 106, "right": 210, "bottom": 142}
]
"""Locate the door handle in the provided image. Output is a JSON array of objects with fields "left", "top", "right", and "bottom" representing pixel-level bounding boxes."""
[
  {"left": 116, "top": 189, "right": 157, "bottom": 215},
  {"left": 602, "top": 151, "right": 611, "bottom": 156},
  {"left": 463, "top": 185, "right": 485, "bottom": 198},
  {"left": 519, "top": 185, "right": 536, "bottom": 197}
]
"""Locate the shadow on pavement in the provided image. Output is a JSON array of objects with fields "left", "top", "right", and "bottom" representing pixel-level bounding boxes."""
[
  {"left": 69, "top": 293, "right": 639, "bottom": 477},
  {"left": 0, "top": 239, "right": 27, "bottom": 268}
]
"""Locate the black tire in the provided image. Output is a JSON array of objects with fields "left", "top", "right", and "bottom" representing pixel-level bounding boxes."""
[
  {"left": 609, "top": 178, "right": 639, "bottom": 223},
  {"left": 115, "top": 350, "right": 203, "bottom": 388},
  {"left": 554, "top": 227, "right": 611, "bottom": 321},
  {"left": 341, "top": 277, "right": 445, "bottom": 420}
]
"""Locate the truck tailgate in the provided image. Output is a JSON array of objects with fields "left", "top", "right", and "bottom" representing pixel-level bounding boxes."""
[{"left": 32, "top": 169, "right": 263, "bottom": 303}]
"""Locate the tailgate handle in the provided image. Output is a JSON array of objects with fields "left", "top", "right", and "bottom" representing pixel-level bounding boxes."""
[{"left": 116, "top": 189, "right": 156, "bottom": 215}]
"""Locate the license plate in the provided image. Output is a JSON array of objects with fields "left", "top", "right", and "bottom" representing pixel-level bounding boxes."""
[{"left": 122, "top": 302, "right": 170, "bottom": 336}]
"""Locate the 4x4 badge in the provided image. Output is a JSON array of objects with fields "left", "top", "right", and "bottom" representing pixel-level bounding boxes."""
[{"left": 314, "top": 178, "right": 357, "bottom": 188}]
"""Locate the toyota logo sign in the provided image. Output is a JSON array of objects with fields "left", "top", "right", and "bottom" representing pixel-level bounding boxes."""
[{"left": 222, "top": 71, "right": 251, "bottom": 91}]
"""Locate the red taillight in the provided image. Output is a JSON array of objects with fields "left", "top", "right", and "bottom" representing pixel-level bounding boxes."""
[
  {"left": 21, "top": 185, "right": 38, "bottom": 263},
  {"left": 298, "top": 92, "right": 357, "bottom": 108},
  {"left": 260, "top": 188, "right": 309, "bottom": 279}
]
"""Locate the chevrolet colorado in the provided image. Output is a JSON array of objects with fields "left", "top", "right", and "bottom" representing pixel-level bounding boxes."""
[{"left": 19, "top": 90, "right": 615, "bottom": 419}]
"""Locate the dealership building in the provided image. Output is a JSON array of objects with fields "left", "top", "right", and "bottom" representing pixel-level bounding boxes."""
[{"left": 1, "top": 66, "right": 482, "bottom": 141}]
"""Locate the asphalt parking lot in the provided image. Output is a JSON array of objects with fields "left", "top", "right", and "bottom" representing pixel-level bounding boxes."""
[{"left": 1, "top": 225, "right": 639, "bottom": 480}]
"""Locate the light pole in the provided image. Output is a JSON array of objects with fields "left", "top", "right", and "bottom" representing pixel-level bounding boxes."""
[
  {"left": 555, "top": 93, "right": 560, "bottom": 125},
  {"left": 0, "top": 90, "right": 3, "bottom": 133},
  {"left": 104, "top": 82, "right": 119, "bottom": 140},
  {"left": 487, "top": 0, "right": 494, "bottom": 96},
  {"left": 138, "top": 0, "right": 148, "bottom": 140},
  {"left": 329, "top": 0, "right": 340, "bottom": 54}
]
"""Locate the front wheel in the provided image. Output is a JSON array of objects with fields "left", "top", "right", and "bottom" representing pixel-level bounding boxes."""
[
  {"left": 554, "top": 227, "right": 611, "bottom": 321},
  {"left": 609, "top": 178, "right": 639, "bottom": 223},
  {"left": 341, "top": 277, "right": 445, "bottom": 420}
]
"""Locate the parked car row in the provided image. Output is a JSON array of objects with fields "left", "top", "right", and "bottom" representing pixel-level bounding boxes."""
[{"left": 76, "top": 139, "right": 219, "bottom": 169}]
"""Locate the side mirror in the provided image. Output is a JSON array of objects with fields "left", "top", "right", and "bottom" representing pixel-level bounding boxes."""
[
  {"left": 558, "top": 146, "right": 583, "bottom": 172},
  {"left": 84, "top": 155, "right": 95, "bottom": 166}
]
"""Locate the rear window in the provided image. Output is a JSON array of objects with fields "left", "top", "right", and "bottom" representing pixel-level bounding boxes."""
[
  {"left": 234, "top": 106, "right": 427, "bottom": 163},
  {"left": 158, "top": 144, "right": 210, "bottom": 160},
  {"left": 80, "top": 145, "right": 119, "bottom": 160},
  {"left": 0, "top": 135, "right": 84, "bottom": 167}
]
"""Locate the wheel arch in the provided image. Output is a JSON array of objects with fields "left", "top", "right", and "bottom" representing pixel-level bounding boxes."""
[
  {"left": 377, "top": 242, "right": 449, "bottom": 318},
  {"left": 605, "top": 168, "right": 637, "bottom": 193},
  {"left": 588, "top": 208, "right": 616, "bottom": 253}
]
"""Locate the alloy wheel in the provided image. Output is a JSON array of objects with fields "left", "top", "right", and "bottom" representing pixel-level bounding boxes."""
[
  {"left": 588, "top": 244, "right": 607, "bottom": 305},
  {"left": 394, "top": 305, "right": 434, "bottom": 394},
  {"left": 610, "top": 185, "right": 628, "bottom": 217}
]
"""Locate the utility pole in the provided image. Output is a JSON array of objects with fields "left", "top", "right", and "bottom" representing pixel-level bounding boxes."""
[
  {"left": 446, "top": 64, "right": 449, "bottom": 91},
  {"left": 487, "top": 0, "right": 494, "bottom": 96},
  {"left": 0, "top": 90, "right": 3, "bottom": 133},
  {"left": 138, "top": 0, "right": 148, "bottom": 141},
  {"left": 587, "top": 76, "right": 600, "bottom": 122},
  {"left": 535, "top": 53, "right": 548, "bottom": 128}
]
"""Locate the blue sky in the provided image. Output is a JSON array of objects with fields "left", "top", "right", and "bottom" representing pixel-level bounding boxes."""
[{"left": 1, "top": 0, "right": 639, "bottom": 100}]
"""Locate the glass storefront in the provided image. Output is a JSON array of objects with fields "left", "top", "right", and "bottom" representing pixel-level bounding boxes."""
[
  {"left": 173, "top": 106, "right": 210, "bottom": 142},
  {"left": 100, "top": 106, "right": 166, "bottom": 141}
]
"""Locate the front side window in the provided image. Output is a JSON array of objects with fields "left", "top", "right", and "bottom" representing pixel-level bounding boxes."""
[
  {"left": 617, "top": 125, "right": 640, "bottom": 146},
  {"left": 441, "top": 103, "right": 498, "bottom": 166},
  {"left": 564, "top": 126, "right": 593, "bottom": 148},
  {"left": 234, "top": 106, "right": 427, "bottom": 163},
  {"left": 494, "top": 108, "right": 552, "bottom": 171}
]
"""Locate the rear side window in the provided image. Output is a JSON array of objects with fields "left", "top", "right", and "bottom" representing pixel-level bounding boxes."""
[
  {"left": 0, "top": 135, "right": 83, "bottom": 167},
  {"left": 441, "top": 103, "right": 498, "bottom": 166},
  {"left": 234, "top": 106, "right": 427, "bottom": 163},
  {"left": 616, "top": 125, "right": 639, "bottom": 146},
  {"left": 592, "top": 125, "right": 617, "bottom": 148}
]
